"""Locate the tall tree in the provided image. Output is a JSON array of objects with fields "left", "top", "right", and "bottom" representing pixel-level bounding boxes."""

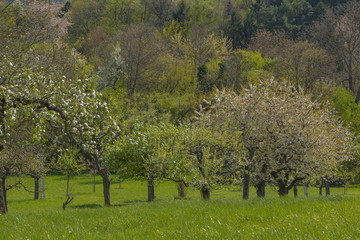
[
  {"left": 249, "top": 0, "right": 325, "bottom": 39},
  {"left": 68, "top": 0, "right": 106, "bottom": 50},
  {"left": 170, "top": 27, "right": 232, "bottom": 92},
  {"left": 249, "top": 31, "right": 334, "bottom": 93},
  {"left": 140, "top": 0, "right": 175, "bottom": 27},
  {"left": 309, "top": 2, "right": 360, "bottom": 101},
  {"left": 113, "top": 24, "right": 164, "bottom": 96},
  {"left": 180, "top": 123, "right": 234, "bottom": 200},
  {"left": 107, "top": 122, "right": 182, "bottom": 202}
]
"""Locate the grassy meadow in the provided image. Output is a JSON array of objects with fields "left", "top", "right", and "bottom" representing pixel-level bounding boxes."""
[{"left": 1, "top": 175, "right": 359, "bottom": 239}]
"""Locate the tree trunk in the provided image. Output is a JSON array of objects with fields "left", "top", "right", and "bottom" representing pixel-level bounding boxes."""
[
  {"left": 177, "top": 182, "right": 186, "bottom": 198},
  {"left": 99, "top": 168, "right": 111, "bottom": 206},
  {"left": 0, "top": 176, "right": 7, "bottom": 214},
  {"left": 147, "top": 179, "right": 155, "bottom": 202},
  {"left": 243, "top": 148, "right": 255, "bottom": 200},
  {"left": 242, "top": 173, "right": 250, "bottom": 200},
  {"left": 319, "top": 186, "right": 323, "bottom": 196},
  {"left": 355, "top": 86, "right": 360, "bottom": 103},
  {"left": 303, "top": 183, "right": 309, "bottom": 197},
  {"left": 34, "top": 177, "right": 40, "bottom": 200},
  {"left": 293, "top": 185, "right": 298, "bottom": 197},
  {"left": 255, "top": 180, "right": 266, "bottom": 198},
  {"left": 39, "top": 177, "right": 45, "bottom": 199},
  {"left": 325, "top": 181, "right": 330, "bottom": 196},
  {"left": 278, "top": 181, "right": 288, "bottom": 196},
  {"left": 200, "top": 186, "right": 210, "bottom": 200}
]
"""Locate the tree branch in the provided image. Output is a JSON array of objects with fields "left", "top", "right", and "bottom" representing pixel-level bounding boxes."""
[
  {"left": 0, "top": 0, "right": 16, "bottom": 12},
  {"left": 15, "top": 97, "right": 67, "bottom": 120},
  {"left": 6, "top": 181, "right": 23, "bottom": 191},
  {"left": 163, "top": 177, "right": 190, "bottom": 187}
]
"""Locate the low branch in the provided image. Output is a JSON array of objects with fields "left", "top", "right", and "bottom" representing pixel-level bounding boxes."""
[
  {"left": 16, "top": 97, "right": 67, "bottom": 120},
  {"left": 0, "top": 0, "right": 15, "bottom": 12},
  {"left": 287, "top": 176, "right": 307, "bottom": 191},
  {"left": 19, "top": 182, "right": 35, "bottom": 193},
  {"left": 164, "top": 177, "right": 190, "bottom": 187},
  {"left": 6, "top": 181, "right": 23, "bottom": 191},
  {"left": 62, "top": 195, "right": 74, "bottom": 210}
]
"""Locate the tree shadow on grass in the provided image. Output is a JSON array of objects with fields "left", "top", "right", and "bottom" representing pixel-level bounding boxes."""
[
  {"left": 174, "top": 196, "right": 192, "bottom": 200},
  {"left": 111, "top": 199, "right": 155, "bottom": 207},
  {"left": 69, "top": 204, "right": 102, "bottom": 209},
  {"left": 78, "top": 180, "right": 103, "bottom": 185},
  {"left": 123, "top": 200, "right": 147, "bottom": 204},
  {"left": 68, "top": 200, "right": 149, "bottom": 209}
]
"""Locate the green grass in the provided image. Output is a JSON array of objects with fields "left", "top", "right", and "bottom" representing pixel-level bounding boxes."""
[{"left": 1, "top": 175, "right": 360, "bottom": 239}]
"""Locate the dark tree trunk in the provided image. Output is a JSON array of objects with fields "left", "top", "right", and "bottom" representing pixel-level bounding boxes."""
[
  {"left": 177, "top": 182, "right": 186, "bottom": 198},
  {"left": 319, "top": 186, "right": 323, "bottom": 196},
  {"left": 277, "top": 177, "right": 304, "bottom": 197},
  {"left": 99, "top": 168, "right": 111, "bottom": 206},
  {"left": 62, "top": 174, "right": 73, "bottom": 209},
  {"left": 325, "top": 181, "right": 330, "bottom": 196},
  {"left": 34, "top": 177, "right": 40, "bottom": 200},
  {"left": 355, "top": 86, "right": 360, "bottom": 103},
  {"left": 0, "top": 176, "right": 7, "bottom": 214},
  {"left": 293, "top": 185, "right": 298, "bottom": 197},
  {"left": 278, "top": 181, "right": 288, "bottom": 196},
  {"left": 200, "top": 186, "right": 210, "bottom": 200},
  {"left": 62, "top": 195, "right": 74, "bottom": 210},
  {"left": 255, "top": 180, "right": 266, "bottom": 198},
  {"left": 242, "top": 172, "right": 250, "bottom": 200},
  {"left": 304, "top": 183, "right": 309, "bottom": 197},
  {"left": 147, "top": 179, "right": 155, "bottom": 202},
  {"left": 242, "top": 148, "right": 256, "bottom": 200}
]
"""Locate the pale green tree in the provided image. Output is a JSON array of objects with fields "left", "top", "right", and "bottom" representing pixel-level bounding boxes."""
[{"left": 107, "top": 122, "right": 182, "bottom": 201}]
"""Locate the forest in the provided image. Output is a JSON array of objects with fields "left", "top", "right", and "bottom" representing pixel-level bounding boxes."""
[{"left": 0, "top": 0, "right": 360, "bottom": 223}]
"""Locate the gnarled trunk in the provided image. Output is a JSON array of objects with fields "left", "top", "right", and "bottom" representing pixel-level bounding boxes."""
[
  {"left": 272, "top": 172, "right": 304, "bottom": 197},
  {"left": 200, "top": 186, "right": 210, "bottom": 200},
  {"left": 293, "top": 185, "right": 298, "bottom": 197},
  {"left": 242, "top": 172, "right": 250, "bottom": 200},
  {"left": 177, "top": 182, "right": 186, "bottom": 198},
  {"left": 255, "top": 180, "right": 266, "bottom": 198},
  {"left": 99, "top": 168, "right": 111, "bottom": 206},
  {"left": 147, "top": 179, "right": 155, "bottom": 202},
  {"left": 278, "top": 181, "right": 288, "bottom": 196},
  {"left": 325, "top": 181, "right": 330, "bottom": 196}
]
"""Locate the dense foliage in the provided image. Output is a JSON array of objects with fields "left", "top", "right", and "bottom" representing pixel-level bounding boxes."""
[{"left": 0, "top": 0, "right": 359, "bottom": 215}]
